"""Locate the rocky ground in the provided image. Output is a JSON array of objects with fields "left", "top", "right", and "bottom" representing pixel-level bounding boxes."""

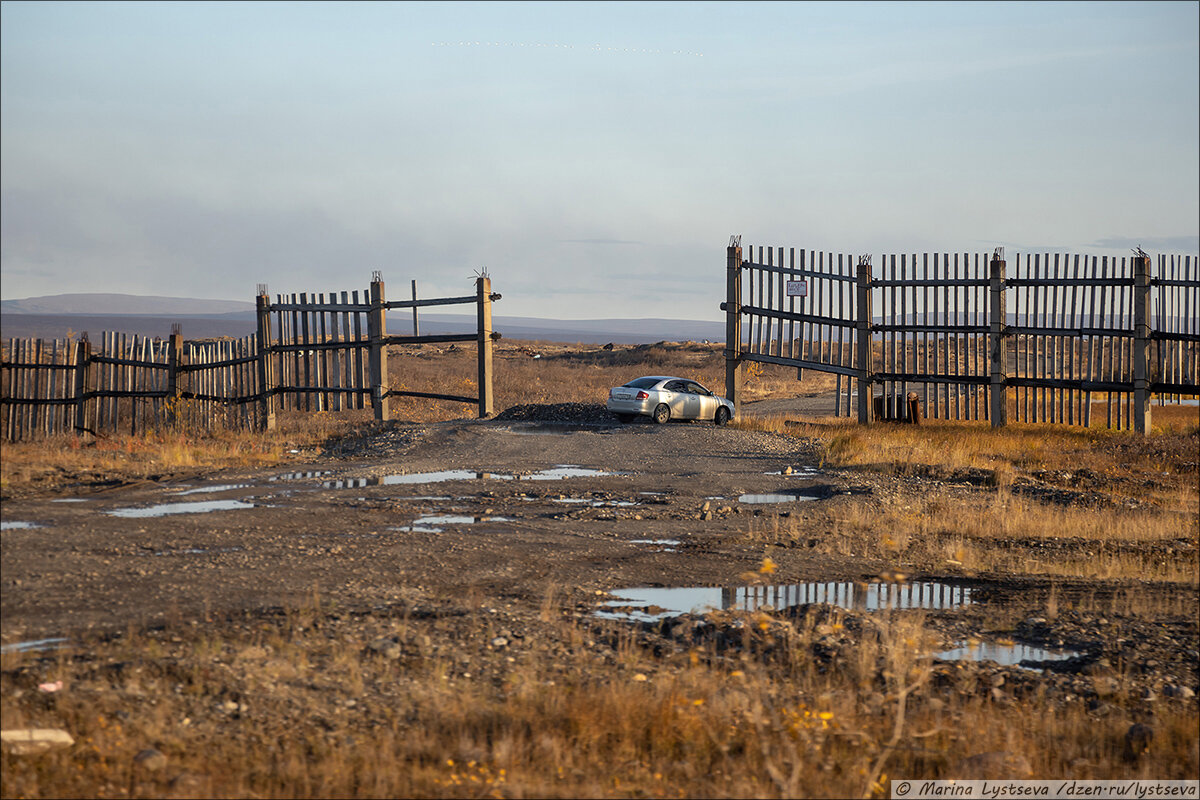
[{"left": 3, "top": 404, "right": 1196, "bottom": 712}]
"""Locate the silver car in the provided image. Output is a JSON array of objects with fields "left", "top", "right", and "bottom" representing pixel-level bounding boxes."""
[{"left": 606, "top": 376, "right": 734, "bottom": 425}]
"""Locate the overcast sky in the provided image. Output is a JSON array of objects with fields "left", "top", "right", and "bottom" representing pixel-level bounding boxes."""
[{"left": 2, "top": 1, "right": 1197, "bottom": 320}]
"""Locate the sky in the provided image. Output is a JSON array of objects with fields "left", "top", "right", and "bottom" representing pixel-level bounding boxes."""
[{"left": 2, "top": 1, "right": 1197, "bottom": 321}]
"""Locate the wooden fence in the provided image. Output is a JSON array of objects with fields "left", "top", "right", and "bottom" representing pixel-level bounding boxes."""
[
  {"left": 1, "top": 276, "right": 499, "bottom": 441},
  {"left": 723, "top": 241, "right": 1199, "bottom": 433}
]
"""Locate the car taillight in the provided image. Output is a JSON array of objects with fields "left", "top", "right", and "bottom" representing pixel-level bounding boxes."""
[{"left": 636, "top": 391, "right": 649, "bottom": 400}]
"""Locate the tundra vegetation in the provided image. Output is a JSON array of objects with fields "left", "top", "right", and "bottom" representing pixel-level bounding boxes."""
[{"left": 2, "top": 341, "right": 1197, "bottom": 798}]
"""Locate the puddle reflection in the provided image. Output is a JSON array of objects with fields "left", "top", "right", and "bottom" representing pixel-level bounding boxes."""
[
  {"left": 630, "top": 538, "right": 680, "bottom": 553},
  {"left": 600, "top": 581, "right": 972, "bottom": 621},
  {"left": 388, "top": 514, "right": 513, "bottom": 534},
  {"left": 0, "top": 637, "right": 70, "bottom": 655},
  {"left": 415, "top": 515, "right": 513, "bottom": 525},
  {"left": 553, "top": 498, "right": 640, "bottom": 507},
  {"left": 269, "top": 471, "right": 332, "bottom": 481},
  {"left": 106, "top": 500, "right": 255, "bottom": 518},
  {"left": 175, "top": 484, "right": 250, "bottom": 495},
  {"left": 1, "top": 521, "right": 43, "bottom": 530},
  {"left": 141, "top": 546, "right": 245, "bottom": 557},
  {"left": 739, "top": 492, "right": 820, "bottom": 504},
  {"left": 323, "top": 466, "right": 618, "bottom": 489},
  {"left": 936, "top": 641, "right": 1080, "bottom": 667}
]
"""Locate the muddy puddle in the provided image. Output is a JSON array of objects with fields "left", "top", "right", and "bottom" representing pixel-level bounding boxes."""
[
  {"left": 600, "top": 580, "right": 973, "bottom": 621},
  {"left": 630, "top": 538, "right": 681, "bottom": 552},
  {"left": 390, "top": 514, "right": 513, "bottom": 534},
  {"left": 323, "top": 466, "right": 619, "bottom": 489},
  {"left": 553, "top": 498, "right": 640, "bottom": 507},
  {"left": 771, "top": 467, "right": 823, "bottom": 477},
  {"left": 597, "top": 581, "right": 1083, "bottom": 666},
  {"left": 106, "top": 500, "right": 256, "bottom": 518},
  {"left": 138, "top": 546, "right": 246, "bottom": 557},
  {"left": 0, "top": 637, "right": 70, "bottom": 655},
  {"left": 1, "top": 521, "right": 43, "bottom": 531},
  {"left": 935, "top": 641, "right": 1080, "bottom": 667},
  {"left": 173, "top": 484, "right": 251, "bottom": 495},
  {"left": 739, "top": 491, "right": 822, "bottom": 504},
  {"left": 269, "top": 471, "right": 332, "bottom": 481}
]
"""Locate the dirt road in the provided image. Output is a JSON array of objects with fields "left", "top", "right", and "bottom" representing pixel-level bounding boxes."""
[
  {"left": 1, "top": 413, "right": 841, "bottom": 639},
  {"left": 3, "top": 407, "right": 1196, "bottom": 700}
]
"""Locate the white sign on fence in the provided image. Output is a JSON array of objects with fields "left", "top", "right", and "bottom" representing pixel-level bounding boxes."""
[{"left": 786, "top": 280, "right": 808, "bottom": 297}]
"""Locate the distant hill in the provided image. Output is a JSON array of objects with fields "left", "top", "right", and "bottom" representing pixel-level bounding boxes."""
[{"left": 0, "top": 293, "right": 726, "bottom": 345}]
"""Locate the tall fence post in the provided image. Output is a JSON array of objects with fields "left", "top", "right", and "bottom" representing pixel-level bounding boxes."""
[
  {"left": 166, "top": 328, "right": 183, "bottom": 426},
  {"left": 1133, "top": 252, "right": 1152, "bottom": 434},
  {"left": 989, "top": 249, "right": 1008, "bottom": 427},
  {"left": 725, "top": 240, "right": 743, "bottom": 417},
  {"left": 477, "top": 275, "right": 495, "bottom": 418},
  {"left": 73, "top": 335, "right": 92, "bottom": 435},
  {"left": 255, "top": 288, "right": 277, "bottom": 431},
  {"left": 856, "top": 256, "right": 873, "bottom": 424},
  {"left": 368, "top": 273, "right": 390, "bottom": 423},
  {"left": 412, "top": 279, "right": 420, "bottom": 337}
]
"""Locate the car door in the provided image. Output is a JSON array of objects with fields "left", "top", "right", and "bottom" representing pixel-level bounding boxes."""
[
  {"left": 686, "top": 382, "right": 717, "bottom": 420},
  {"left": 662, "top": 380, "right": 692, "bottom": 417},
  {"left": 675, "top": 381, "right": 702, "bottom": 419}
]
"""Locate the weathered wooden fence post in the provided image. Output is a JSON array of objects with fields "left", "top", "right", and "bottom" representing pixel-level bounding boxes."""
[
  {"left": 412, "top": 279, "right": 420, "bottom": 337},
  {"left": 725, "top": 239, "right": 743, "bottom": 417},
  {"left": 989, "top": 249, "right": 1008, "bottom": 427},
  {"left": 255, "top": 287, "right": 277, "bottom": 431},
  {"left": 368, "top": 272, "right": 390, "bottom": 422},
  {"left": 476, "top": 276, "right": 495, "bottom": 418},
  {"left": 72, "top": 335, "right": 92, "bottom": 435},
  {"left": 856, "top": 255, "right": 873, "bottom": 424},
  {"left": 1133, "top": 252, "right": 1153, "bottom": 434},
  {"left": 166, "top": 328, "right": 183, "bottom": 426}
]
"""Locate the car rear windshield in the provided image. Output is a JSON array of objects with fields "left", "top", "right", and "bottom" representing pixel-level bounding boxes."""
[{"left": 624, "top": 377, "right": 663, "bottom": 389}]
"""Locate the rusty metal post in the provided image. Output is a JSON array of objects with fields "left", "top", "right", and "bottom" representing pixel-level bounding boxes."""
[
  {"left": 368, "top": 274, "right": 390, "bottom": 422},
  {"left": 856, "top": 256, "right": 873, "bottom": 424},
  {"left": 255, "top": 289, "right": 277, "bottom": 431},
  {"left": 725, "top": 241, "right": 743, "bottom": 417},
  {"left": 907, "top": 392, "right": 922, "bottom": 424},
  {"left": 476, "top": 276, "right": 494, "bottom": 418},
  {"left": 1133, "top": 253, "right": 1152, "bottom": 434},
  {"left": 989, "top": 250, "right": 1008, "bottom": 427}
]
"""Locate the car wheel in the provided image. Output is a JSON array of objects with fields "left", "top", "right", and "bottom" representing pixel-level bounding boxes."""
[
  {"left": 616, "top": 413, "right": 635, "bottom": 424},
  {"left": 714, "top": 407, "right": 731, "bottom": 426},
  {"left": 652, "top": 404, "right": 670, "bottom": 425}
]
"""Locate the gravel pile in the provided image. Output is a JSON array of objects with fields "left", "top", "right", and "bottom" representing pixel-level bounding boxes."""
[
  {"left": 493, "top": 403, "right": 621, "bottom": 425},
  {"left": 320, "top": 426, "right": 428, "bottom": 460}
]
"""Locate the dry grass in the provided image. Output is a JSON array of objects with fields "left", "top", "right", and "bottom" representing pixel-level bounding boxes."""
[
  {"left": 2, "top": 588, "right": 1196, "bottom": 799},
  {"left": 2, "top": 342, "right": 1197, "bottom": 796},
  {"left": 0, "top": 410, "right": 368, "bottom": 495},
  {"left": 733, "top": 412, "right": 1198, "bottom": 585}
]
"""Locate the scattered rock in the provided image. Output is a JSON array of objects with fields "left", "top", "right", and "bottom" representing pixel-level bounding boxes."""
[
  {"left": 134, "top": 747, "right": 169, "bottom": 771},
  {"left": 367, "top": 636, "right": 403, "bottom": 659},
  {"left": 1, "top": 728, "right": 75, "bottom": 755},
  {"left": 1123, "top": 723, "right": 1153, "bottom": 762}
]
